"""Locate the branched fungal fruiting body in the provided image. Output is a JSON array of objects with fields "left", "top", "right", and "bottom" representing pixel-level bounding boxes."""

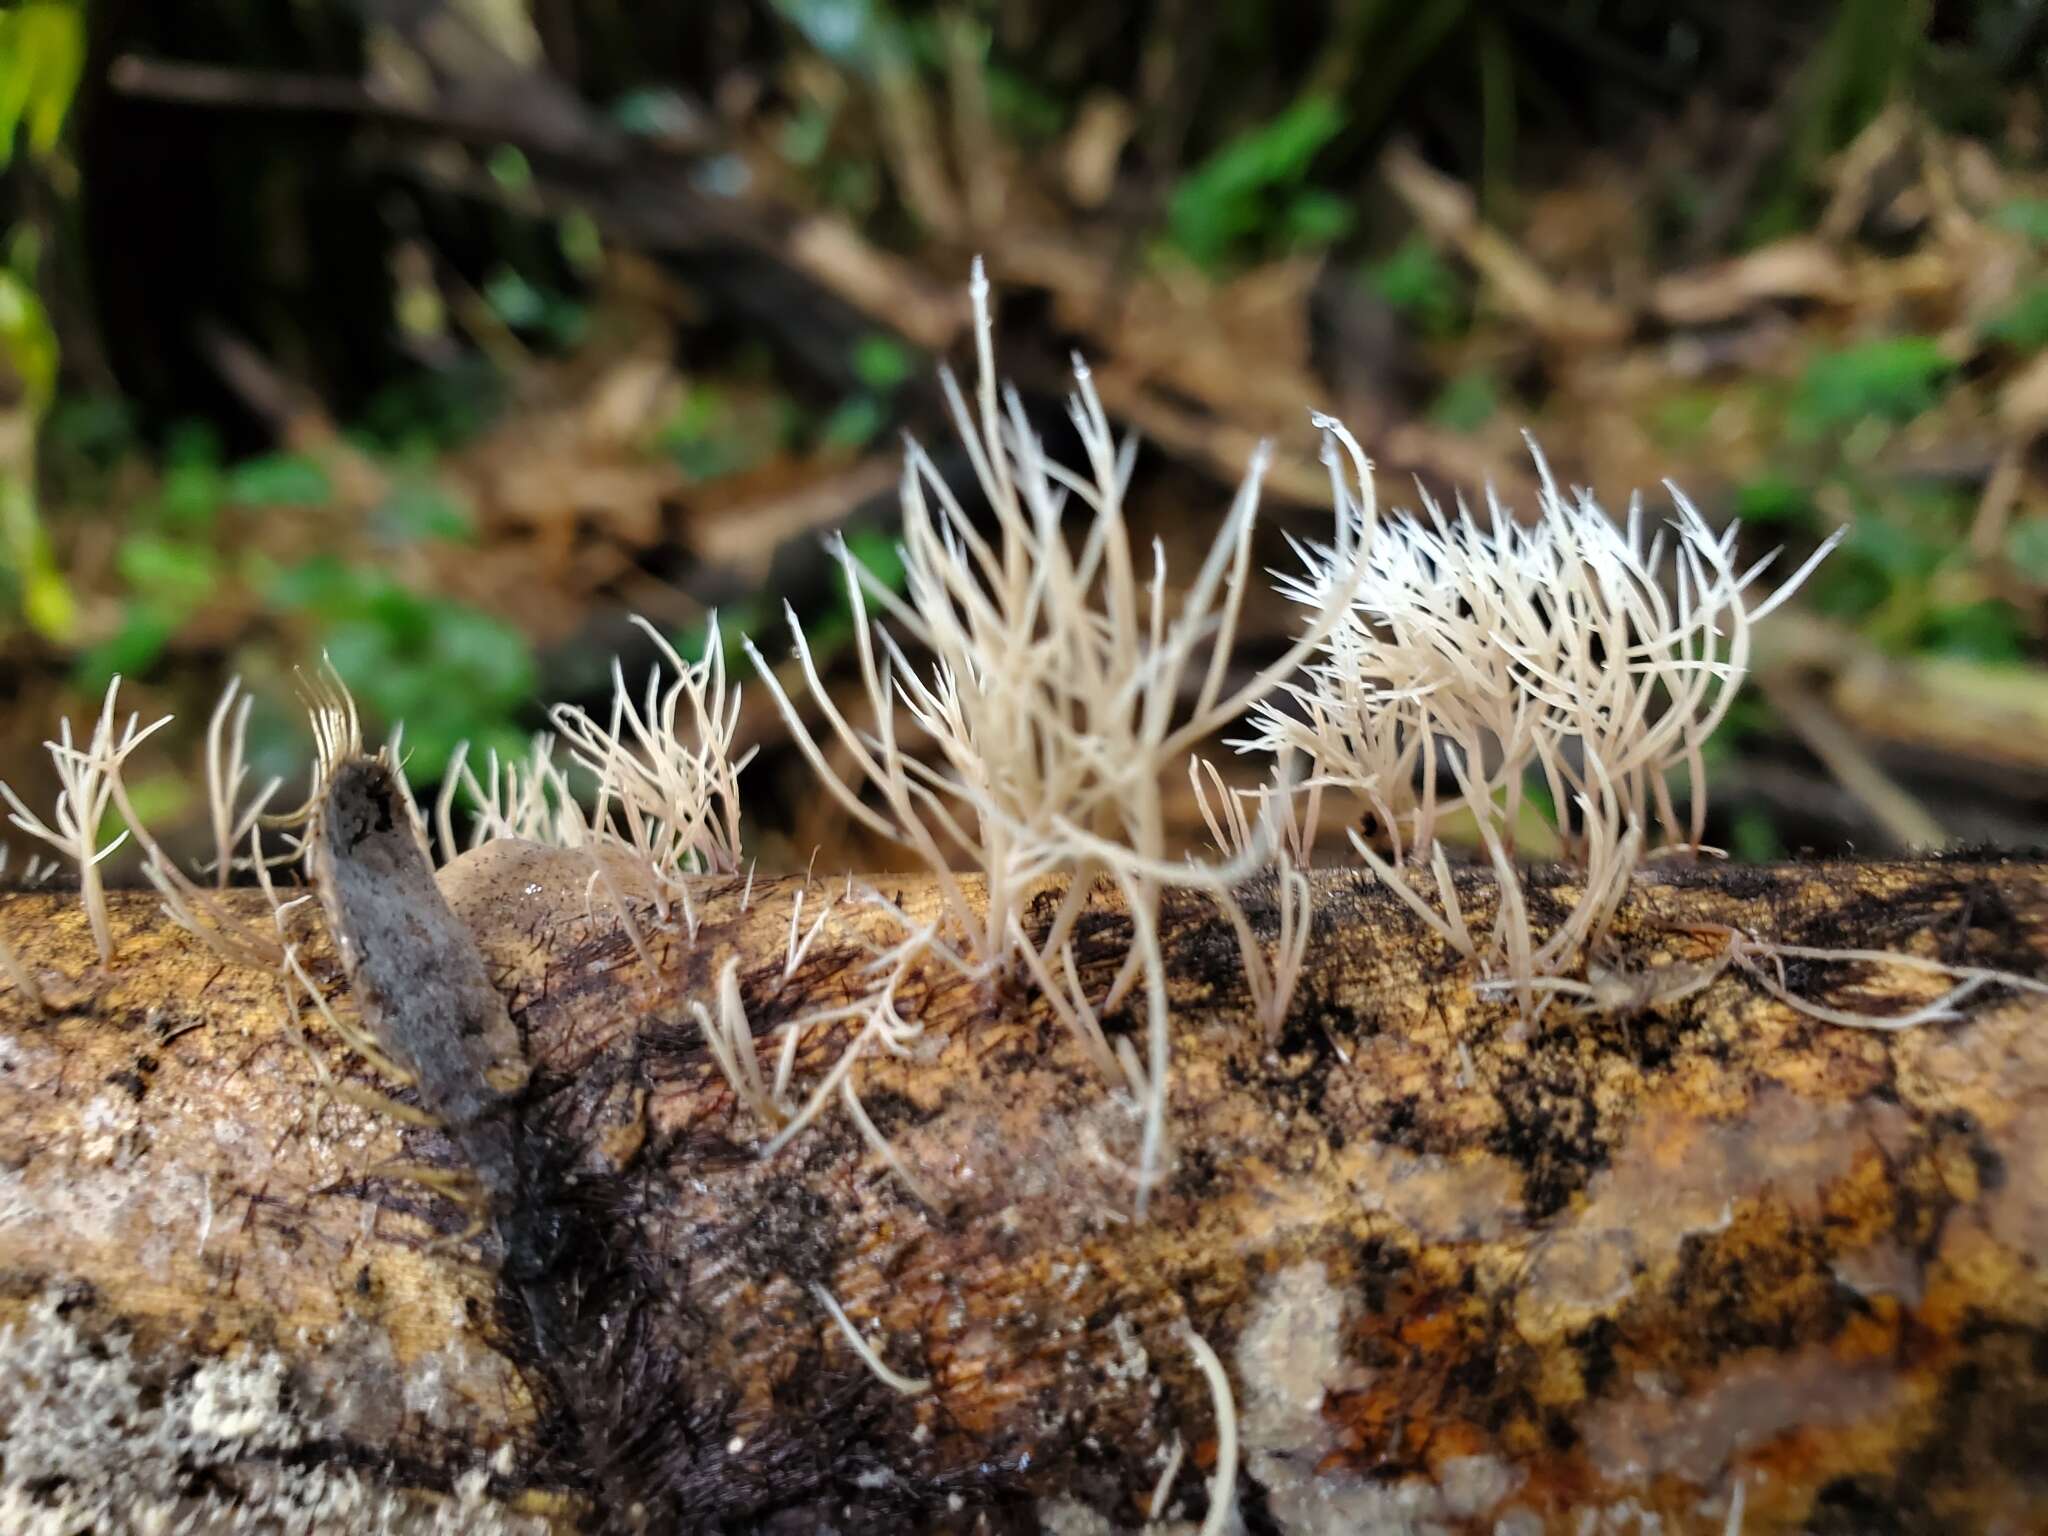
[
  {"left": 0, "top": 848, "right": 42, "bottom": 1011},
  {"left": 746, "top": 258, "right": 1369, "bottom": 1204},
  {"left": 1253, "top": 430, "right": 1842, "bottom": 1014},
  {"left": 551, "top": 613, "right": 752, "bottom": 897},
  {"left": 0, "top": 677, "right": 171, "bottom": 965},
  {"left": 31, "top": 270, "right": 2048, "bottom": 1536}
]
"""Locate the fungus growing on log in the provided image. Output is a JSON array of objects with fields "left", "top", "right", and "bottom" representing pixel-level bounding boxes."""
[{"left": 0, "top": 275, "right": 2042, "bottom": 1534}]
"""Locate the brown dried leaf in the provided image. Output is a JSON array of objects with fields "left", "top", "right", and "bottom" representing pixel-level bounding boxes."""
[
  {"left": 1061, "top": 92, "right": 1136, "bottom": 209},
  {"left": 2001, "top": 351, "right": 2048, "bottom": 439},
  {"left": 1651, "top": 239, "right": 1851, "bottom": 327},
  {"left": 1380, "top": 143, "right": 1630, "bottom": 348}
]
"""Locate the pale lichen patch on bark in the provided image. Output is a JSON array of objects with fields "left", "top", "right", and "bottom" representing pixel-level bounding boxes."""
[
  {"left": 1340, "top": 1139, "right": 1525, "bottom": 1243},
  {"left": 1230, "top": 1259, "right": 1520, "bottom": 1535},
  {"left": 0, "top": 1291, "right": 547, "bottom": 1536},
  {"left": 1581, "top": 1345, "right": 1905, "bottom": 1487}
]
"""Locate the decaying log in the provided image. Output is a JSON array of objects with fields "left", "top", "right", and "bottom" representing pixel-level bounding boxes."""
[{"left": 2, "top": 844, "right": 2046, "bottom": 1534}]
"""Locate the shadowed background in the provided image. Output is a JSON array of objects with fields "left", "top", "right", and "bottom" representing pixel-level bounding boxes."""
[{"left": 1, "top": 0, "right": 2045, "bottom": 873}]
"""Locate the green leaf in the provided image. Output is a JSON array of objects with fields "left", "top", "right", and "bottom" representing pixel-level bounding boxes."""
[
  {"left": 434, "top": 607, "right": 535, "bottom": 694},
  {"left": 1652, "top": 390, "right": 1719, "bottom": 448},
  {"left": 0, "top": 472, "right": 70, "bottom": 639},
  {"left": 1364, "top": 235, "right": 1465, "bottom": 339},
  {"left": 780, "top": 102, "right": 834, "bottom": 167},
  {"left": 851, "top": 333, "right": 914, "bottom": 391},
  {"left": 1920, "top": 600, "right": 2026, "bottom": 664},
  {"left": 1812, "top": 511, "right": 1941, "bottom": 629},
  {"left": 558, "top": 211, "right": 603, "bottom": 274},
  {"left": 0, "top": 270, "right": 57, "bottom": 413},
  {"left": 673, "top": 598, "right": 770, "bottom": 670},
  {"left": 20, "top": 561, "right": 70, "bottom": 638},
  {"left": 1168, "top": 96, "right": 1346, "bottom": 269},
  {"left": 1731, "top": 807, "right": 1785, "bottom": 863},
  {"left": 842, "top": 525, "right": 907, "bottom": 592},
  {"left": 1429, "top": 371, "right": 1498, "bottom": 433},
  {"left": 1991, "top": 198, "right": 2048, "bottom": 245},
  {"left": 0, "top": 3, "right": 84, "bottom": 168},
  {"left": 297, "top": 574, "right": 537, "bottom": 782},
  {"left": 985, "top": 65, "right": 1065, "bottom": 142},
  {"left": 72, "top": 605, "right": 174, "bottom": 690},
  {"left": 817, "top": 395, "right": 888, "bottom": 452},
  {"left": 485, "top": 144, "right": 532, "bottom": 190},
  {"left": 359, "top": 361, "right": 507, "bottom": 455},
  {"left": 268, "top": 554, "right": 376, "bottom": 617},
  {"left": 374, "top": 481, "right": 474, "bottom": 543},
  {"left": 1845, "top": 513, "right": 1942, "bottom": 584},
  {"left": 166, "top": 419, "right": 222, "bottom": 467},
  {"left": 484, "top": 268, "right": 547, "bottom": 329},
  {"left": 117, "top": 534, "right": 218, "bottom": 609},
  {"left": 1282, "top": 189, "right": 1353, "bottom": 247},
  {"left": 226, "top": 453, "right": 332, "bottom": 509},
  {"left": 1981, "top": 282, "right": 2048, "bottom": 352},
  {"left": 159, "top": 459, "right": 225, "bottom": 532},
  {"left": 45, "top": 393, "right": 136, "bottom": 467},
  {"left": 537, "top": 293, "right": 589, "bottom": 350},
  {"left": 662, "top": 385, "right": 766, "bottom": 479},
  {"left": 1734, "top": 474, "right": 1815, "bottom": 529},
  {"left": 2006, "top": 516, "right": 2048, "bottom": 584},
  {"left": 774, "top": 0, "right": 881, "bottom": 66},
  {"left": 107, "top": 772, "right": 190, "bottom": 844},
  {"left": 609, "top": 88, "right": 699, "bottom": 140},
  {"left": 1794, "top": 337, "right": 1952, "bottom": 432}
]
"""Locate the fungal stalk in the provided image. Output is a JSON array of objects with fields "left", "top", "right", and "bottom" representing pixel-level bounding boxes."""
[
  {"left": 0, "top": 677, "right": 173, "bottom": 965},
  {"left": 550, "top": 614, "right": 753, "bottom": 904},
  {"left": 202, "top": 678, "right": 280, "bottom": 888}
]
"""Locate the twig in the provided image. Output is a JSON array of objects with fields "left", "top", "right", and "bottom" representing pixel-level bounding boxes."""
[{"left": 1762, "top": 675, "right": 1946, "bottom": 851}]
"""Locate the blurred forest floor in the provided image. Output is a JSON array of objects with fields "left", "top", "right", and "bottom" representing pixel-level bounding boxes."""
[{"left": 4, "top": 1, "right": 2048, "bottom": 875}]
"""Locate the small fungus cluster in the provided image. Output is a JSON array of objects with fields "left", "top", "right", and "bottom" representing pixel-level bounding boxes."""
[{"left": 5, "top": 265, "right": 2042, "bottom": 1536}]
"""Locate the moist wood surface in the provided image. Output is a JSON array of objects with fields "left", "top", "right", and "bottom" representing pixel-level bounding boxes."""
[{"left": 1, "top": 848, "right": 2045, "bottom": 1533}]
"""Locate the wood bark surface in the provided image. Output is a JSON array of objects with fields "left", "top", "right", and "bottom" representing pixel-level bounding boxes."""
[{"left": 1, "top": 845, "right": 2046, "bottom": 1534}]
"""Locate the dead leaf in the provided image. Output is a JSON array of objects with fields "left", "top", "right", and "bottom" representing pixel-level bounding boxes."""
[
  {"left": 2001, "top": 351, "right": 2048, "bottom": 439},
  {"left": 687, "top": 457, "right": 902, "bottom": 581},
  {"left": 785, "top": 217, "right": 971, "bottom": 351},
  {"left": 1652, "top": 239, "right": 1851, "bottom": 327},
  {"left": 1820, "top": 103, "right": 1916, "bottom": 244},
  {"left": 1062, "top": 92, "right": 1136, "bottom": 209},
  {"left": 1381, "top": 143, "right": 1630, "bottom": 348}
]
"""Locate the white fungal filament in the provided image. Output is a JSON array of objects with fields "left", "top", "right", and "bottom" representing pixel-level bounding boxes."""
[
  {"left": 1182, "top": 1324, "right": 1237, "bottom": 1536},
  {"left": 809, "top": 1281, "right": 930, "bottom": 1397}
]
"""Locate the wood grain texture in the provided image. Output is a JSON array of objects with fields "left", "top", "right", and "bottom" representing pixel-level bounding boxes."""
[{"left": 2, "top": 847, "right": 2045, "bottom": 1534}]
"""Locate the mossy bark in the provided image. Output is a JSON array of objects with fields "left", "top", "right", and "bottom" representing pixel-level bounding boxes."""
[{"left": 2, "top": 847, "right": 2045, "bottom": 1534}]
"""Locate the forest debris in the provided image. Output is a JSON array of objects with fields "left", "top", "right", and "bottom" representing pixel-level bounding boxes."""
[
  {"left": 6, "top": 853, "right": 2048, "bottom": 1532},
  {"left": 1831, "top": 645, "right": 2048, "bottom": 778},
  {"left": 1819, "top": 103, "right": 1918, "bottom": 244},
  {"left": 1063, "top": 92, "right": 1137, "bottom": 209},
  {"left": 1971, "top": 443, "right": 2027, "bottom": 557},
  {"left": 992, "top": 236, "right": 1340, "bottom": 498},
  {"left": 1760, "top": 674, "right": 1946, "bottom": 851},
  {"left": 1754, "top": 612, "right": 2048, "bottom": 787},
  {"left": 1381, "top": 142, "right": 1631, "bottom": 347},
  {"left": 941, "top": 13, "right": 1007, "bottom": 234},
  {"left": 783, "top": 217, "right": 970, "bottom": 350},
  {"left": 872, "top": 42, "right": 965, "bottom": 239},
  {"left": 1651, "top": 238, "right": 1851, "bottom": 326},
  {"left": 2000, "top": 350, "right": 2048, "bottom": 439},
  {"left": 686, "top": 456, "right": 901, "bottom": 580}
]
